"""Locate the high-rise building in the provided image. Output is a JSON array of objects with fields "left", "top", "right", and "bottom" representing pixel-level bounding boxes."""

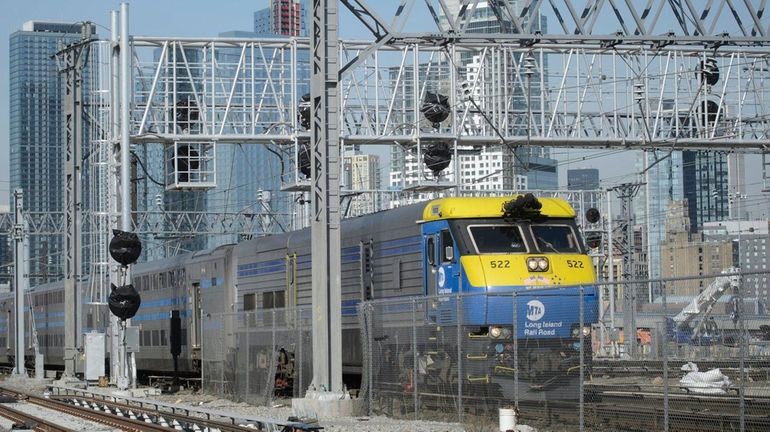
[
  {"left": 10, "top": 21, "right": 95, "bottom": 284},
  {"left": 567, "top": 168, "right": 600, "bottom": 190},
  {"left": 344, "top": 153, "right": 381, "bottom": 216},
  {"left": 254, "top": 0, "right": 307, "bottom": 37},
  {"left": 660, "top": 200, "right": 733, "bottom": 297},
  {"left": 682, "top": 151, "right": 729, "bottom": 231},
  {"left": 638, "top": 149, "right": 732, "bottom": 289}
]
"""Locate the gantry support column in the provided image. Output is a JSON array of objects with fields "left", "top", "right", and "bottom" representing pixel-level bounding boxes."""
[
  {"left": 610, "top": 182, "right": 643, "bottom": 359},
  {"left": 62, "top": 37, "right": 86, "bottom": 379},
  {"left": 12, "top": 190, "right": 26, "bottom": 376},
  {"left": 310, "top": 0, "right": 342, "bottom": 394},
  {"left": 109, "top": 8, "right": 122, "bottom": 386}
]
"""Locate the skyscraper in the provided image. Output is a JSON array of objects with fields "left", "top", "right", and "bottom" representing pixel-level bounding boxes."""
[
  {"left": 10, "top": 21, "right": 95, "bottom": 284},
  {"left": 682, "top": 151, "right": 729, "bottom": 231},
  {"left": 254, "top": 0, "right": 308, "bottom": 37},
  {"left": 637, "top": 149, "right": 730, "bottom": 293},
  {"left": 344, "top": 153, "right": 382, "bottom": 216}
]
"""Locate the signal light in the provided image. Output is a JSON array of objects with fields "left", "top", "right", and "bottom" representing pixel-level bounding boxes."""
[
  {"left": 109, "top": 230, "right": 142, "bottom": 266},
  {"left": 584, "top": 231, "right": 602, "bottom": 249},
  {"left": 108, "top": 283, "right": 141, "bottom": 321},
  {"left": 698, "top": 58, "right": 719, "bottom": 86},
  {"left": 423, "top": 142, "right": 452, "bottom": 175},
  {"left": 585, "top": 208, "right": 601, "bottom": 224},
  {"left": 420, "top": 91, "right": 450, "bottom": 129}
]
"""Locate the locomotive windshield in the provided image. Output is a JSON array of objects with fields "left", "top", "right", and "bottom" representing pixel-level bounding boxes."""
[
  {"left": 467, "top": 225, "right": 527, "bottom": 254},
  {"left": 531, "top": 225, "right": 580, "bottom": 253}
]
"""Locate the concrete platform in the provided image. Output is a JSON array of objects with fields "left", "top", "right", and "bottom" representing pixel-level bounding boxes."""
[{"left": 292, "top": 390, "right": 364, "bottom": 421}]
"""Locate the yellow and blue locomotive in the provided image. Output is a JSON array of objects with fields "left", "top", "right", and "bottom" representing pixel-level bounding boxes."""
[{"left": 415, "top": 194, "right": 598, "bottom": 401}]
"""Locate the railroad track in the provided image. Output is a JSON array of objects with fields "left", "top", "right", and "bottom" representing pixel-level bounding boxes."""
[
  {"left": 0, "top": 388, "right": 170, "bottom": 431},
  {"left": 1, "top": 386, "right": 321, "bottom": 431},
  {"left": 373, "top": 384, "right": 770, "bottom": 431},
  {"left": 593, "top": 359, "right": 770, "bottom": 381},
  {"left": 0, "top": 401, "right": 75, "bottom": 432}
]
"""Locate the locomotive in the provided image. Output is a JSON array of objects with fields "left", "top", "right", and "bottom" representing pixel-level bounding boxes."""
[{"left": 0, "top": 194, "right": 597, "bottom": 401}]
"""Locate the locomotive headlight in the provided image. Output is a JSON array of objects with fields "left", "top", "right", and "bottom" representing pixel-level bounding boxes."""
[
  {"left": 582, "top": 326, "right": 592, "bottom": 337},
  {"left": 527, "top": 257, "right": 549, "bottom": 272},
  {"left": 490, "top": 326, "right": 503, "bottom": 338}
]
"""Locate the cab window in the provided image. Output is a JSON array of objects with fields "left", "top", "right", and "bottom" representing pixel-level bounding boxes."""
[
  {"left": 440, "top": 230, "right": 454, "bottom": 263},
  {"left": 427, "top": 236, "right": 436, "bottom": 266},
  {"left": 467, "top": 225, "right": 527, "bottom": 253},
  {"left": 531, "top": 225, "right": 580, "bottom": 253}
]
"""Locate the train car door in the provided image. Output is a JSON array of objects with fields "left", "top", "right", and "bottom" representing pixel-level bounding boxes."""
[
  {"left": 423, "top": 221, "right": 459, "bottom": 296},
  {"left": 438, "top": 227, "right": 459, "bottom": 295},
  {"left": 191, "top": 282, "right": 201, "bottom": 359},
  {"left": 424, "top": 234, "right": 437, "bottom": 295}
]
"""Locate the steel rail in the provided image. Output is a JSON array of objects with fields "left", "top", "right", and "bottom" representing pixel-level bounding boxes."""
[
  {"left": 0, "top": 402, "right": 75, "bottom": 432},
  {"left": 0, "top": 388, "right": 169, "bottom": 432}
]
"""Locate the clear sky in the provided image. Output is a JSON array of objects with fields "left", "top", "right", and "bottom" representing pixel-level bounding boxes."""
[{"left": 1, "top": 1, "right": 767, "bottom": 217}]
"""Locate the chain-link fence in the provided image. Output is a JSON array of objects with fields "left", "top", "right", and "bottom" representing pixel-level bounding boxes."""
[
  {"left": 358, "top": 271, "right": 770, "bottom": 432},
  {"left": 202, "top": 306, "right": 313, "bottom": 405}
]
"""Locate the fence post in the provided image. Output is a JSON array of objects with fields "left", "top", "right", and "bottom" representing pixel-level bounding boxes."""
[
  {"left": 367, "top": 304, "right": 373, "bottom": 417},
  {"left": 457, "top": 295, "right": 463, "bottom": 423},
  {"left": 245, "top": 312, "right": 250, "bottom": 398},
  {"left": 221, "top": 314, "right": 226, "bottom": 395},
  {"left": 513, "top": 292, "right": 519, "bottom": 410},
  {"left": 662, "top": 280, "right": 669, "bottom": 432},
  {"left": 270, "top": 309, "right": 277, "bottom": 406},
  {"left": 412, "top": 298, "right": 418, "bottom": 420},
  {"left": 738, "top": 271, "right": 746, "bottom": 432},
  {"left": 579, "top": 286, "right": 585, "bottom": 432}
]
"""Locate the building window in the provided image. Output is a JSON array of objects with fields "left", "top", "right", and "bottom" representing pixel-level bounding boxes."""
[{"left": 244, "top": 293, "right": 256, "bottom": 311}]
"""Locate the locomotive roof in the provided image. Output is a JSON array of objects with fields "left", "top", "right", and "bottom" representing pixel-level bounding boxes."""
[{"left": 420, "top": 196, "right": 575, "bottom": 221}]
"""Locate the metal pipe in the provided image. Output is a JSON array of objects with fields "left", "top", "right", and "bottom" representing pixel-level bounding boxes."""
[
  {"left": 118, "top": 1, "right": 131, "bottom": 390},
  {"left": 109, "top": 7, "right": 121, "bottom": 386}
]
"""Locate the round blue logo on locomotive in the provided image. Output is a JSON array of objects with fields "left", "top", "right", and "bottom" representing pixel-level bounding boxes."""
[{"left": 526, "top": 300, "right": 545, "bottom": 321}]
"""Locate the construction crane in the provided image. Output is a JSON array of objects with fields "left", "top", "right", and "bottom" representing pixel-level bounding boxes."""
[{"left": 669, "top": 268, "right": 740, "bottom": 344}]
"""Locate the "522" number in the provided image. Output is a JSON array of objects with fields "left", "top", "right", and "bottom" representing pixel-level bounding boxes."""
[
  {"left": 566, "top": 259, "right": 584, "bottom": 268},
  {"left": 490, "top": 260, "right": 511, "bottom": 268}
]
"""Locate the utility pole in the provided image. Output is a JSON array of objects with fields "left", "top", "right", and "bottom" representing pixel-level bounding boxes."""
[
  {"left": 310, "top": 0, "right": 342, "bottom": 395},
  {"left": 608, "top": 182, "right": 643, "bottom": 359},
  {"left": 12, "top": 190, "right": 26, "bottom": 376}
]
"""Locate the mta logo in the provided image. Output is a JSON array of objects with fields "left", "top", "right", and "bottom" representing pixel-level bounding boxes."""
[{"left": 526, "top": 300, "right": 545, "bottom": 321}]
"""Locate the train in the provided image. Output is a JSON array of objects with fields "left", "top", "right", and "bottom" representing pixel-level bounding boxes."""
[{"left": 0, "top": 194, "right": 598, "bottom": 401}]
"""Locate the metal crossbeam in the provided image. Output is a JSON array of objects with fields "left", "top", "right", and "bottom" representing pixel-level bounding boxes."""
[{"left": 123, "top": 36, "right": 770, "bottom": 151}]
